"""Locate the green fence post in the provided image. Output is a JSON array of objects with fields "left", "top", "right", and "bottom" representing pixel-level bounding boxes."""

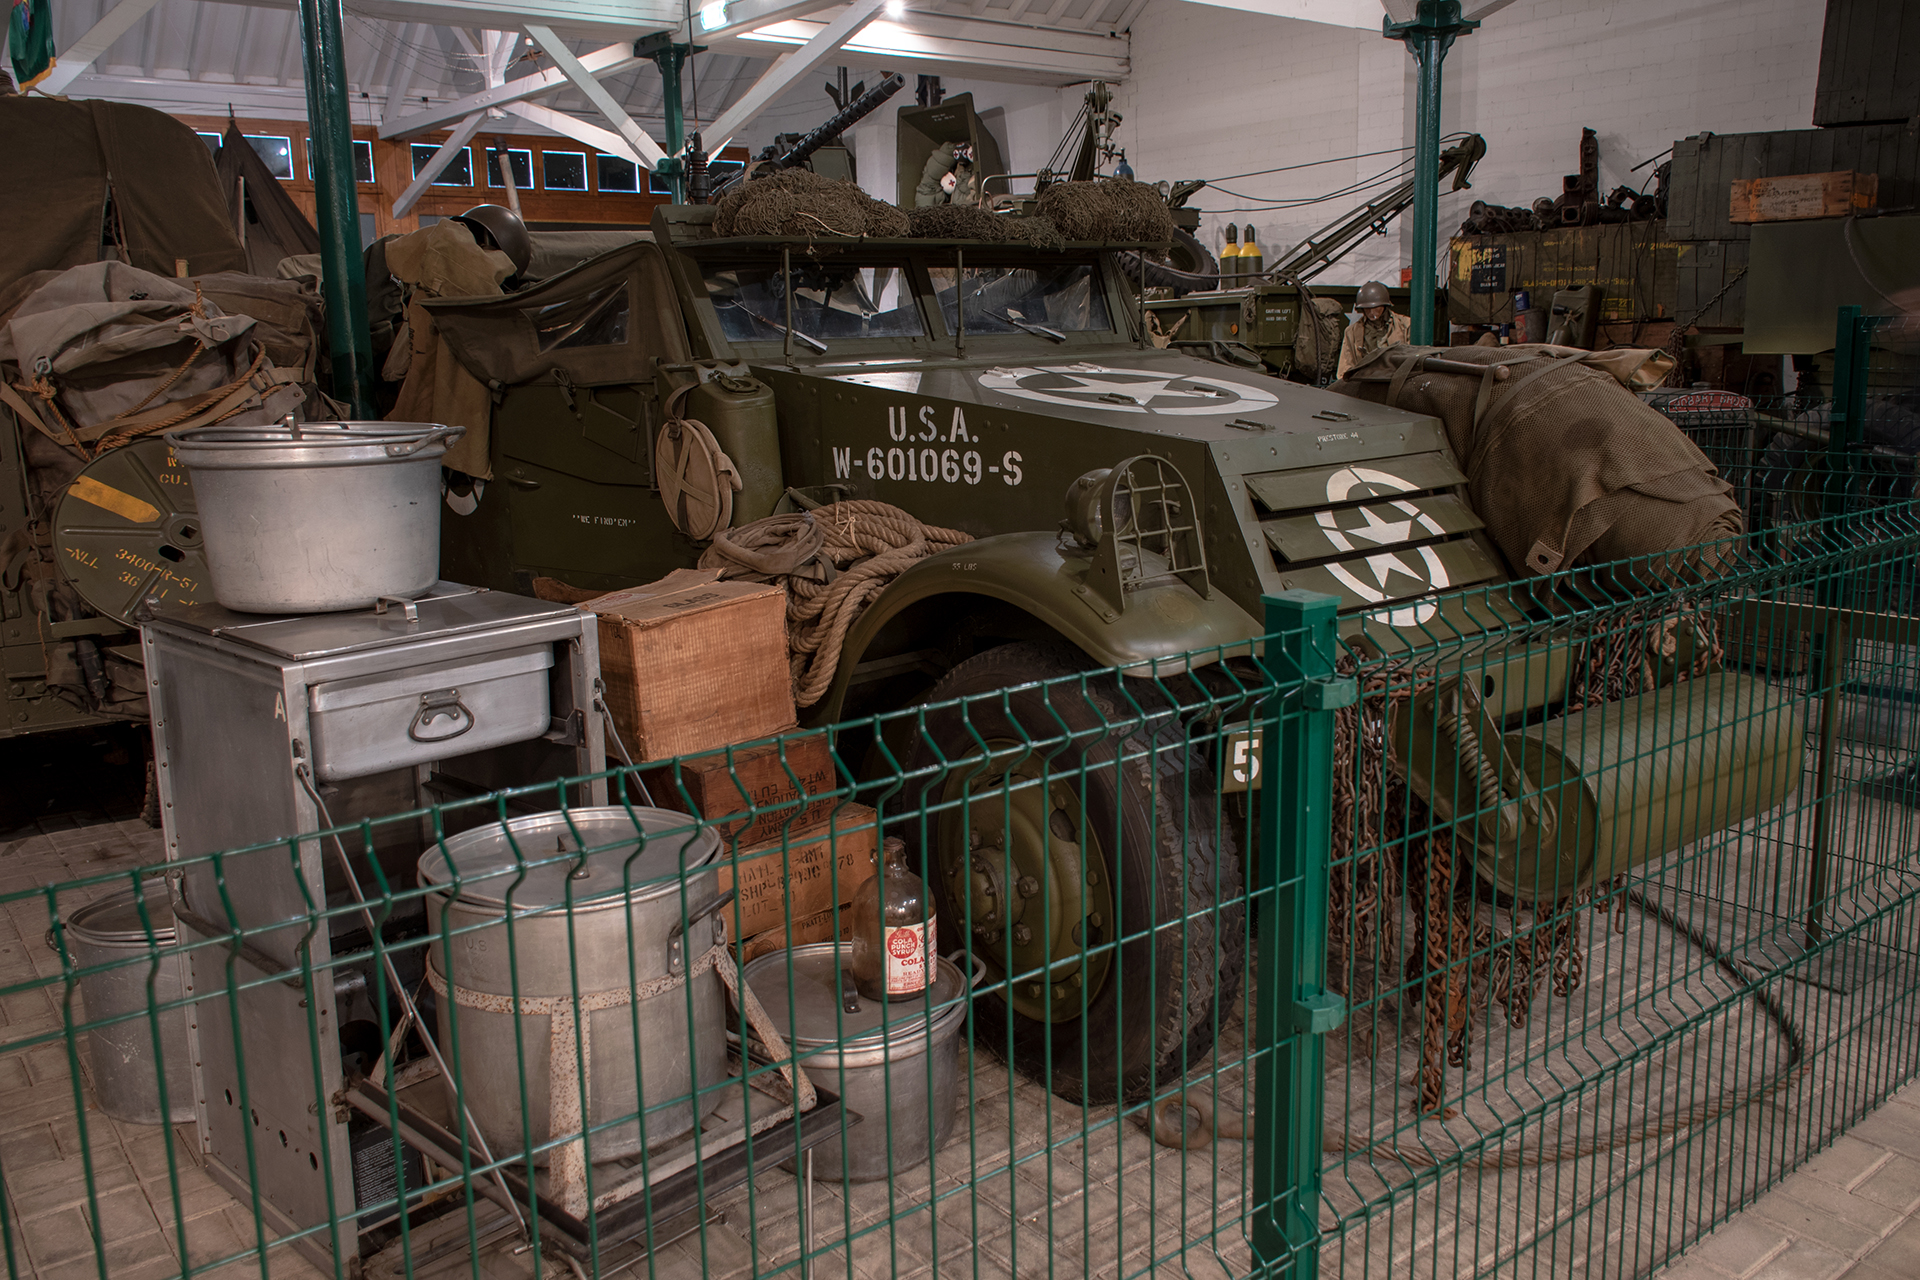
[
  {"left": 1252, "top": 590, "right": 1351, "bottom": 1276},
  {"left": 1806, "top": 305, "right": 1869, "bottom": 941}
]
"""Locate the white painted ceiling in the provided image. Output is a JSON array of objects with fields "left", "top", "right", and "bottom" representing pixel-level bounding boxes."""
[{"left": 49, "top": 0, "right": 1150, "bottom": 136}]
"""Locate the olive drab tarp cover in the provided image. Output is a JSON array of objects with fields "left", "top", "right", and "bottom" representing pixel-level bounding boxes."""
[
  {"left": 0, "top": 97, "right": 245, "bottom": 299},
  {"left": 0, "top": 262, "right": 307, "bottom": 480},
  {"left": 427, "top": 237, "right": 692, "bottom": 478},
  {"left": 1334, "top": 344, "right": 1743, "bottom": 581},
  {"left": 428, "top": 237, "right": 689, "bottom": 386},
  {"left": 216, "top": 120, "right": 322, "bottom": 277}
]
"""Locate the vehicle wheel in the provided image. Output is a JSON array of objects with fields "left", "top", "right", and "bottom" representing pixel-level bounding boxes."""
[{"left": 902, "top": 641, "right": 1243, "bottom": 1104}]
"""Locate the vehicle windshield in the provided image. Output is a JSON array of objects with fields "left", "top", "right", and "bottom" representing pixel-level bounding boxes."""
[
  {"left": 934, "top": 263, "right": 1112, "bottom": 336},
  {"left": 702, "top": 261, "right": 924, "bottom": 345}
]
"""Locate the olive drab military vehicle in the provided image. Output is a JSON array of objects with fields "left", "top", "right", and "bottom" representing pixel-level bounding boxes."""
[{"left": 430, "top": 198, "right": 1556, "bottom": 1103}]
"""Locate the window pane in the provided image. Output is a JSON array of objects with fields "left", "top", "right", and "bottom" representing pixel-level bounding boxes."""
[
  {"left": 527, "top": 282, "right": 631, "bottom": 350},
  {"left": 542, "top": 151, "right": 587, "bottom": 191},
  {"left": 360, "top": 211, "right": 378, "bottom": 243},
  {"left": 244, "top": 135, "right": 294, "bottom": 180},
  {"left": 196, "top": 132, "right": 222, "bottom": 155},
  {"left": 648, "top": 166, "right": 675, "bottom": 195},
  {"left": 938, "top": 263, "right": 1111, "bottom": 335},
  {"left": 597, "top": 154, "right": 638, "bottom": 193},
  {"left": 484, "top": 148, "right": 534, "bottom": 190},
  {"left": 304, "top": 139, "right": 376, "bottom": 184},
  {"left": 411, "top": 143, "right": 472, "bottom": 187},
  {"left": 702, "top": 261, "right": 924, "bottom": 345}
]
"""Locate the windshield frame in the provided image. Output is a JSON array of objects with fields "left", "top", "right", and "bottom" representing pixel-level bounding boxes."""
[{"left": 674, "top": 239, "right": 1143, "bottom": 362}]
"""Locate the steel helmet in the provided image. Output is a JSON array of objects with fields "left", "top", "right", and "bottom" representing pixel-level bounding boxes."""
[
  {"left": 1356, "top": 281, "right": 1392, "bottom": 309},
  {"left": 451, "top": 204, "right": 532, "bottom": 276}
]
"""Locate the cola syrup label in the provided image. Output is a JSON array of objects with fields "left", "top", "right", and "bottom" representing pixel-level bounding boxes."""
[{"left": 884, "top": 920, "right": 935, "bottom": 996}]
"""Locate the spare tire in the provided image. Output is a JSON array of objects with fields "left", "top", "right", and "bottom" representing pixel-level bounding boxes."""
[{"left": 1120, "top": 230, "right": 1219, "bottom": 296}]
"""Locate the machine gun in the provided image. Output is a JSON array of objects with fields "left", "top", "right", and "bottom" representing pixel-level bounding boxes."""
[{"left": 709, "top": 72, "right": 906, "bottom": 198}]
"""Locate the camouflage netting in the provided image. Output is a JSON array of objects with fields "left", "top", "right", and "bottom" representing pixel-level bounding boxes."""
[
  {"left": 1032, "top": 178, "right": 1174, "bottom": 243},
  {"left": 904, "top": 204, "right": 1065, "bottom": 250},
  {"left": 711, "top": 170, "right": 910, "bottom": 239}
]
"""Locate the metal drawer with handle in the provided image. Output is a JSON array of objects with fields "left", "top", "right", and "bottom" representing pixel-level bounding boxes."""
[{"left": 307, "top": 645, "right": 555, "bottom": 781}]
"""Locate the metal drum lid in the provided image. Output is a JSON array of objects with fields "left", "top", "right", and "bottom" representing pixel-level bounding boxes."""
[
  {"left": 67, "top": 881, "right": 178, "bottom": 946},
  {"left": 53, "top": 437, "right": 214, "bottom": 624},
  {"left": 741, "top": 941, "right": 967, "bottom": 1051},
  {"left": 417, "top": 807, "right": 720, "bottom": 910}
]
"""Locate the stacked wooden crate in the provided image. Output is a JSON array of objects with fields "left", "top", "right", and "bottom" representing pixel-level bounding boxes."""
[{"left": 586, "top": 567, "right": 876, "bottom": 960}]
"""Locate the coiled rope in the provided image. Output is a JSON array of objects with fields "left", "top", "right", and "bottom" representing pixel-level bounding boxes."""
[{"left": 700, "top": 501, "right": 973, "bottom": 707}]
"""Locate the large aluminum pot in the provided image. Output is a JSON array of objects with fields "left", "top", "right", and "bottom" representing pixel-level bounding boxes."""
[
  {"left": 417, "top": 808, "right": 726, "bottom": 1166},
  {"left": 739, "top": 942, "right": 969, "bottom": 1182},
  {"left": 166, "top": 420, "right": 463, "bottom": 614},
  {"left": 64, "top": 882, "right": 194, "bottom": 1125}
]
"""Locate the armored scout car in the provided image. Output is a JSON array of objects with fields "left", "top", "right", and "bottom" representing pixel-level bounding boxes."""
[{"left": 431, "top": 203, "right": 1548, "bottom": 1102}]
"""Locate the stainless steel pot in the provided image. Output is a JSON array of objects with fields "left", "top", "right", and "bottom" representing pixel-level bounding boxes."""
[
  {"left": 166, "top": 420, "right": 463, "bottom": 614},
  {"left": 738, "top": 942, "right": 970, "bottom": 1183},
  {"left": 64, "top": 882, "right": 194, "bottom": 1125},
  {"left": 417, "top": 807, "right": 726, "bottom": 1166}
]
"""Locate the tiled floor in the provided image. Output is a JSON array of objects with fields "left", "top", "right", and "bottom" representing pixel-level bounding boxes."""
[
  {"left": 4, "top": 806, "right": 1919, "bottom": 1280},
  {"left": 1653, "top": 1080, "right": 1920, "bottom": 1280}
]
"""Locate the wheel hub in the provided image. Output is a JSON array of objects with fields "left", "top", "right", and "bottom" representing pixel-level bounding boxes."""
[{"left": 936, "top": 742, "right": 1116, "bottom": 1024}]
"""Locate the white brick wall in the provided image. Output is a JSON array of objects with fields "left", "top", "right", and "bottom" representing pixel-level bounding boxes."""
[{"left": 1118, "top": 0, "right": 1829, "bottom": 285}]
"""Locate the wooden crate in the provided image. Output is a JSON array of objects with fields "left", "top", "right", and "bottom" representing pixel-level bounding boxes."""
[
  {"left": 656, "top": 733, "right": 839, "bottom": 847},
  {"left": 1447, "top": 223, "right": 1679, "bottom": 326},
  {"left": 589, "top": 569, "right": 796, "bottom": 762},
  {"left": 1667, "top": 127, "right": 1916, "bottom": 243},
  {"left": 738, "top": 906, "right": 854, "bottom": 962},
  {"left": 716, "top": 803, "right": 878, "bottom": 945},
  {"left": 1730, "top": 171, "right": 1878, "bottom": 224}
]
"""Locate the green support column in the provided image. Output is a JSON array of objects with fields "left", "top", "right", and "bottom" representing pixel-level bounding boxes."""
[
  {"left": 1385, "top": 1, "right": 1478, "bottom": 347},
  {"left": 637, "top": 34, "right": 703, "bottom": 203},
  {"left": 1251, "top": 590, "right": 1351, "bottom": 1278},
  {"left": 296, "top": 0, "right": 374, "bottom": 417}
]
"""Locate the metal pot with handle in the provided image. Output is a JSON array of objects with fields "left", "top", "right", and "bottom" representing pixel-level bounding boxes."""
[
  {"left": 416, "top": 807, "right": 728, "bottom": 1181},
  {"left": 166, "top": 420, "right": 464, "bottom": 614}
]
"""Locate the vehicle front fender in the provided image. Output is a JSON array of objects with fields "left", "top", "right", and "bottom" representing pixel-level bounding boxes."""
[{"left": 814, "top": 531, "right": 1263, "bottom": 722}]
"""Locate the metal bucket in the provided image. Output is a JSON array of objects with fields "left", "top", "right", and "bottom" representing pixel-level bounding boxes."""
[
  {"left": 166, "top": 420, "right": 463, "bottom": 614},
  {"left": 739, "top": 942, "right": 970, "bottom": 1183},
  {"left": 64, "top": 883, "right": 194, "bottom": 1125},
  {"left": 417, "top": 807, "right": 726, "bottom": 1165}
]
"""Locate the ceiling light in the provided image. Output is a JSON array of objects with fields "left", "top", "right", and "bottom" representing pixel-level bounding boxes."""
[
  {"left": 743, "top": 18, "right": 929, "bottom": 53},
  {"left": 699, "top": 1, "right": 727, "bottom": 30},
  {"left": 885, "top": 0, "right": 906, "bottom": 17}
]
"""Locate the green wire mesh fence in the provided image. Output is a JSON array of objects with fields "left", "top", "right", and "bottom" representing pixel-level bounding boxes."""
[{"left": 3, "top": 319, "right": 1919, "bottom": 1280}]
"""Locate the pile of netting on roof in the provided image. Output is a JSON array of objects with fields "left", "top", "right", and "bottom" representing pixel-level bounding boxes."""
[
  {"left": 904, "top": 204, "right": 1065, "bottom": 249},
  {"left": 1031, "top": 178, "right": 1174, "bottom": 242},
  {"left": 711, "top": 170, "right": 909, "bottom": 238}
]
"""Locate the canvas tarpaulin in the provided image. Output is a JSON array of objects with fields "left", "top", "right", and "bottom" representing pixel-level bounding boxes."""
[
  {"left": 426, "top": 237, "right": 692, "bottom": 477},
  {"left": 0, "top": 261, "right": 306, "bottom": 475},
  {"left": 217, "top": 120, "right": 322, "bottom": 277},
  {"left": 0, "top": 97, "right": 244, "bottom": 299},
  {"left": 1332, "top": 343, "right": 1742, "bottom": 581}
]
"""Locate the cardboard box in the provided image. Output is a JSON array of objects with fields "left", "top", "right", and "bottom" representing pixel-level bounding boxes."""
[
  {"left": 716, "top": 804, "right": 877, "bottom": 945},
  {"left": 1730, "top": 171, "right": 1877, "bottom": 224},
  {"left": 659, "top": 733, "right": 839, "bottom": 847},
  {"left": 589, "top": 569, "right": 796, "bottom": 762},
  {"left": 739, "top": 907, "right": 855, "bottom": 963}
]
